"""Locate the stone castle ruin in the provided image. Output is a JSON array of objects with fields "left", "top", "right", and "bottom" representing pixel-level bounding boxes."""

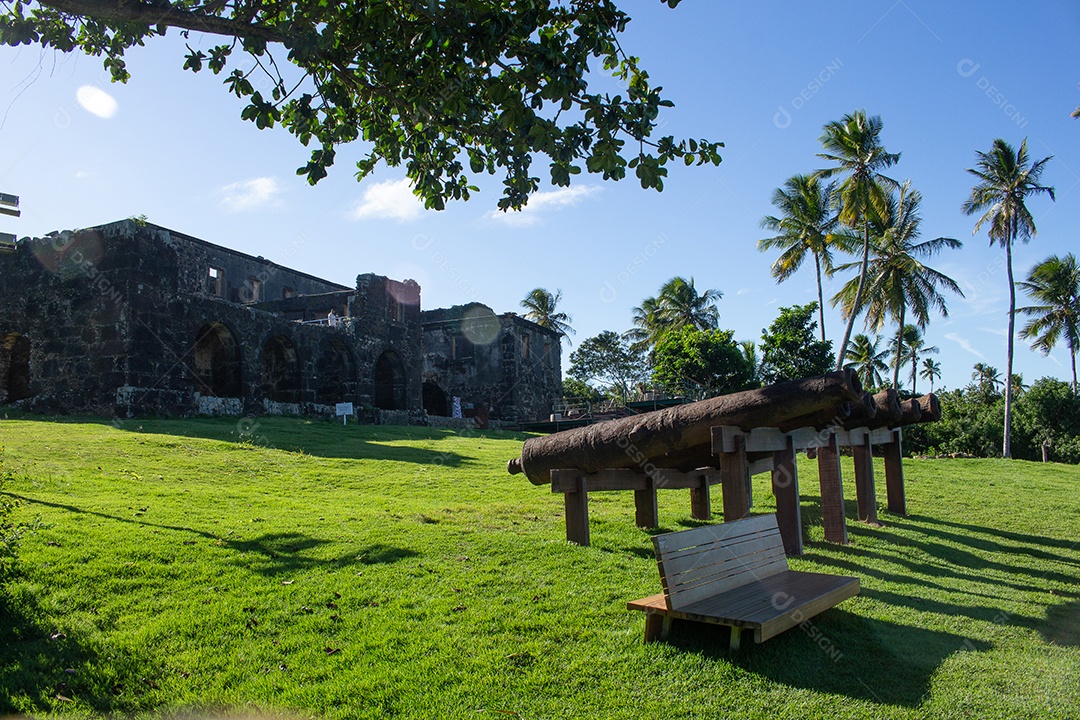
[{"left": 0, "top": 219, "right": 561, "bottom": 425}]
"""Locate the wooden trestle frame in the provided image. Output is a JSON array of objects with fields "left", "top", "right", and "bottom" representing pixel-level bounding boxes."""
[{"left": 550, "top": 424, "right": 906, "bottom": 552}]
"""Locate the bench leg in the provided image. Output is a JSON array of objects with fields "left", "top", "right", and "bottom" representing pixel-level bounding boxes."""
[
  {"left": 643, "top": 614, "right": 664, "bottom": 643},
  {"left": 729, "top": 626, "right": 742, "bottom": 651},
  {"left": 660, "top": 615, "right": 673, "bottom": 641}
]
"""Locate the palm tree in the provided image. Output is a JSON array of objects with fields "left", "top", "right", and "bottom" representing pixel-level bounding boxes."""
[
  {"left": 817, "top": 110, "right": 901, "bottom": 370},
  {"left": 627, "top": 277, "right": 721, "bottom": 350},
  {"left": 963, "top": 138, "right": 1055, "bottom": 458},
  {"left": 920, "top": 358, "right": 942, "bottom": 393},
  {"left": 843, "top": 333, "right": 890, "bottom": 391},
  {"left": 758, "top": 174, "right": 853, "bottom": 341},
  {"left": 972, "top": 362, "right": 1003, "bottom": 392},
  {"left": 831, "top": 181, "right": 962, "bottom": 389},
  {"left": 892, "top": 324, "right": 939, "bottom": 395},
  {"left": 520, "top": 287, "right": 575, "bottom": 340},
  {"left": 1018, "top": 253, "right": 1080, "bottom": 393}
]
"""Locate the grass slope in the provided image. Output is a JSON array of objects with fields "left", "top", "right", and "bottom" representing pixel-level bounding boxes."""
[{"left": 1, "top": 414, "right": 1078, "bottom": 719}]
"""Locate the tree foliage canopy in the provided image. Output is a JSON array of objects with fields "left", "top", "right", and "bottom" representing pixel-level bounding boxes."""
[
  {"left": 567, "top": 330, "right": 647, "bottom": 401},
  {"left": 758, "top": 302, "right": 833, "bottom": 385},
  {"left": 651, "top": 326, "right": 755, "bottom": 397},
  {"left": 0, "top": 0, "right": 723, "bottom": 210}
]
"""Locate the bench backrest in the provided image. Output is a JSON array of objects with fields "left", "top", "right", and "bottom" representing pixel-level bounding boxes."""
[{"left": 652, "top": 514, "right": 789, "bottom": 610}]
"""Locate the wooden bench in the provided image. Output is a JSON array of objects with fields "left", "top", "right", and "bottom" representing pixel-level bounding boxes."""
[{"left": 627, "top": 514, "right": 859, "bottom": 649}]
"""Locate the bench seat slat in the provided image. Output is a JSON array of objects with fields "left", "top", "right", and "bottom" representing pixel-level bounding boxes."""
[{"left": 661, "top": 546, "right": 789, "bottom": 607}]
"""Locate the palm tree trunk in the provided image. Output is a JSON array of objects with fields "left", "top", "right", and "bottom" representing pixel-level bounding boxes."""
[
  {"left": 835, "top": 221, "right": 871, "bottom": 370},
  {"left": 1004, "top": 235, "right": 1015, "bottom": 459},
  {"left": 911, "top": 352, "right": 918, "bottom": 396},
  {"left": 892, "top": 305, "right": 906, "bottom": 390},
  {"left": 1072, "top": 350, "right": 1077, "bottom": 395},
  {"left": 815, "top": 254, "right": 826, "bottom": 342}
]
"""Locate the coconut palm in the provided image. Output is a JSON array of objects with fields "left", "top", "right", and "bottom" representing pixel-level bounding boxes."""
[
  {"left": 972, "top": 362, "right": 1003, "bottom": 392},
  {"left": 843, "top": 333, "right": 890, "bottom": 391},
  {"left": 892, "top": 324, "right": 939, "bottom": 395},
  {"left": 816, "top": 110, "right": 901, "bottom": 369},
  {"left": 758, "top": 174, "right": 853, "bottom": 341},
  {"left": 831, "top": 181, "right": 962, "bottom": 389},
  {"left": 1018, "top": 253, "right": 1080, "bottom": 393},
  {"left": 520, "top": 287, "right": 574, "bottom": 340},
  {"left": 963, "top": 137, "right": 1055, "bottom": 457},
  {"left": 920, "top": 358, "right": 942, "bottom": 393},
  {"left": 627, "top": 277, "right": 721, "bottom": 350}
]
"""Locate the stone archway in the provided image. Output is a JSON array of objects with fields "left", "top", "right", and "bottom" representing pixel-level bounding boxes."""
[
  {"left": 316, "top": 339, "right": 355, "bottom": 405},
  {"left": 193, "top": 322, "right": 242, "bottom": 397},
  {"left": 374, "top": 350, "right": 406, "bottom": 411},
  {"left": 0, "top": 333, "right": 32, "bottom": 404},
  {"left": 261, "top": 334, "right": 301, "bottom": 404}
]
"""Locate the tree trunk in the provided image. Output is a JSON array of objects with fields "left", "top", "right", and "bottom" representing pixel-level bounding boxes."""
[
  {"left": 892, "top": 306, "right": 906, "bottom": 389},
  {"left": 508, "top": 370, "right": 863, "bottom": 485},
  {"left": 911, "top": 351, "right": 918, "bottom": 396},
  {"left": 1071, "top": 349, "right": 1077, "bottom": 395},
  {"left": 1004, "top": 236, "right": 1015, "bottom": 459},
  {"left": 835, "top": 221, "right": 871, "bottom": 370},
  {"left": 815, "top": 254, "right": 827, "bottom": 342}
]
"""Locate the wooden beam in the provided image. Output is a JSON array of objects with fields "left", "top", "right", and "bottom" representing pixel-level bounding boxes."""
[
  {"left": 718, "top": 434, "right": 752, "bottom": 521},
  {"left": 884, "top": 429, "right": 906, "bottom": 515},
  {"left": 634, "top": 477, "right": 659, "bottom": 529},
  {"left": 690, "top": 476, "right": 712, "bottom": 521},
  {"left": 771, "top": 435, "right": 803, "bottom": 555},
  {"left": 816, "top": 434, "right": 848, "bottom": 544},
  {"left": 852, "top": 434, "right": 878, "bottom": 524},
  {"left": 551, "top": 469, "right": 590, "bottom": 546}
]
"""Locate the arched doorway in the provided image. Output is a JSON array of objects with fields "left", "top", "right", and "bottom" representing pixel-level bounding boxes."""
[
  {"left": 374, "top": 350, "right": 406, "bottom": 410},
  {"left": 422, "top": 381, "right": 448, "bottom": 417},
  {"left": 193, "top": 322, "right": 242, "bottom": 397},
  {"left": 317, "top": 339, "right": 355, "bottom": 405},
  {"left": 261, "top": 334, "right": 300, "bottom": 403},
  {"left": 1, "top": 333, "right": 32, "bottom": 403}
]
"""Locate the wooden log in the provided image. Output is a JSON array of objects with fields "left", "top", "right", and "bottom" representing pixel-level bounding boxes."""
[
  {"left": 909, "top": 393, "right": 941, "bottom": 424},
  {"left": 508, "top": 370, "right": 863, "bottom": 485},
  {"left": 776, "top": 399, "right": 856, "bottom": 433},
  {"left": 844, "top": 389, "right": 902, "bottom": 430},
  {"left": 898, "top": 398, "right": 923, "bottom": 425}
]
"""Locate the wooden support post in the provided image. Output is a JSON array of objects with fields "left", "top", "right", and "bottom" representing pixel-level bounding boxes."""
[
  {"left": 643, "top": 614, "right": 665, "bottom": 643},
  {"left": 634, "top": 476, "right": 659, "bottom": 529},
  {"left": 729, "top": 626, "right": 742, "bottom": 651},
  {"left": 554, "top": 470, "right": 590, "bottom": 546},
  {"left": 883, "top": 429, "right": 906, "bottom": 515},
  {"left": 719, "top": 434, "right": 752, "bottom": 521},
  {"left": 816, "top": 434, "right": 848, "bottom": 544},
  {"left": 690, "top": 475, "right": 712, "bottom": 521},
  {"left": 771, "top": 435, "right": 803, "bottom": 555},
  {"left": 852, "top": 433, "right": 878, "bottom": 524}
]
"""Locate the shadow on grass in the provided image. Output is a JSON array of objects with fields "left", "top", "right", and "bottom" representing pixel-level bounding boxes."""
[
  {"left": 10, "top": 495, "right": 419, "bottom": 577},
  {"left": 1042, "top": 600, "right": 1080, "bottom": 647},
  {"left": 0, "top": 581, "right": 160, "bottom": 715},
  {"left": 6, "top": 413, "right": 482, "bottom": 466},
  {"left": 663, "top": 609, "right": 989, "bottom": 707}
]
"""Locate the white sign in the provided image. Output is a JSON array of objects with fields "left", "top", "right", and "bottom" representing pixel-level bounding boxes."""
[{"left": 336, "top": 402, "right": 354, "bottom": 416}]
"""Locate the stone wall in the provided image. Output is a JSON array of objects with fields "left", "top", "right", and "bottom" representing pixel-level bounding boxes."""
[{"left": 421, "top": 303, "right": 562, "bottom": 423}]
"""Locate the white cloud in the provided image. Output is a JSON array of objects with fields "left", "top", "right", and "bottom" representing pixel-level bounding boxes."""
[
  {"left": 218, "top": 177, "right": 282, "bottom": 213},
  {"left": 944, "top": 332, "right": 987, "bottom": 361},
  {"left": 350, "top": 178, "right": 425, "bottom": 221},
  {"left": 487, "top": 186, "right": 600, "bottom": 226},
  {"left": 736, "top": 288, "right": 752, "bottom": 296},
  {"left": 75, "top": 85, "right": 118, "bottom": 119}
]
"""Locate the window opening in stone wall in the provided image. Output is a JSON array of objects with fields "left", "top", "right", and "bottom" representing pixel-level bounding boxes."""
[
  {"left": 521, "top": 335, "right": 530, "bottom": 360},
  {"left": 282, "top": 287, "right": 295, "bottom": 299},
  {"left": 261, "top": 334, "right": 301, "bottom": 403},
  {"left": 193, "top": 322, "right": 242, "bottom": 397},
  {"left": 245, "top": 277, "right": 263, "bottom": 303},
  {"left": 544, "top": 341, "right": 553, "bottom": 367},
  {"left": 207, "top": 266, "right": 224, "bottom": 296},
  {"left": 452, "top": 334, "right": 474, "bottom": 360},
  {"left": 1, "top": 333, "right": 32, "bottom": 403}
]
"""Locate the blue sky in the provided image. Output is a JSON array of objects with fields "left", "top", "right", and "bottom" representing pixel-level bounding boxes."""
[{"left": 1, "top": 1, "right": 1078, "bottom": 393}]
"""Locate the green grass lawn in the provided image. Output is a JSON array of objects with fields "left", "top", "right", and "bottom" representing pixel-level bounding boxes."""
[{"left": 1, "top": 414, "right": 1078, "bottom": 719}]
